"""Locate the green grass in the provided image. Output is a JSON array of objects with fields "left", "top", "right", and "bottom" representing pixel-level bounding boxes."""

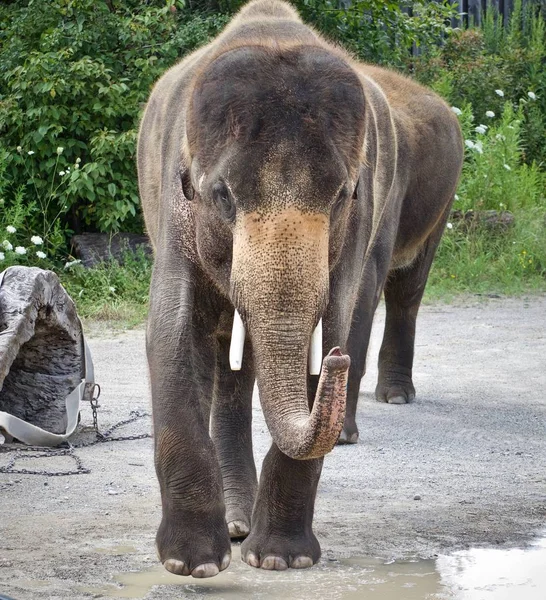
[
  {"left": 426, "top": 208, "right": 546, "bottom": 300},
  {"left": 59, "top": 250, "right": 152, "bottom": 328}
]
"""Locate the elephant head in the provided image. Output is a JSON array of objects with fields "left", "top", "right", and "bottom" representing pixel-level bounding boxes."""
[{"left": 185, "top": 45, "right": 366, "bottom": 459}]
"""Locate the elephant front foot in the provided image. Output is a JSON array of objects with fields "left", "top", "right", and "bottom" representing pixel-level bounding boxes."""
[
  {"left": 157, "top": 508, "right": 231, "bottom": 578},
  {"left": 375, "top": 368, "right": 415, "bottom": 404},
  {"left": 241, "top": 529, "right": 320, "bottom": 570},
  {"left": 337, "top": 419, "right": 359, "bottom": 445}
]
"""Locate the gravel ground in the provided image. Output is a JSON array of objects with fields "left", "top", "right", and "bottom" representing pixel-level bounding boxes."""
[{"left": 1, "top": 296, "right": 545, "bottom": 599}]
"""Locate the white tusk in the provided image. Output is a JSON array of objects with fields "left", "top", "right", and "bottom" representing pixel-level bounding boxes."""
[
  {"left": 309, "top": 318, "right": 323, "bottom": 375},
  {"left": 229, "top": 310, "right": 245, "bottom": 370}
]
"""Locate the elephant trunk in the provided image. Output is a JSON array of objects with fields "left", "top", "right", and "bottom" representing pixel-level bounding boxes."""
[{"left": 231, "top": 208, "right": 350, "bottom": 460}]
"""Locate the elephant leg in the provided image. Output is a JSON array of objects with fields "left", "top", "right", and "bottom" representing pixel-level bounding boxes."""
[
  {"left": 338, "top": 313, "right": 375, "bottom": 445},
  {"left": 241, "top": 444, "right": 322, "bottom": 570},
  {"left": 338, "top": 263, "right": 384, "bottom": 445},
  {"left": 148, "top": 270, "right": 230, "bottom": 578},
  {"left": 376, "top": 219, "right": 448, "bottom": 404},
  {"left": 211, "top": 334, "right": 257, "bottom": 540}
]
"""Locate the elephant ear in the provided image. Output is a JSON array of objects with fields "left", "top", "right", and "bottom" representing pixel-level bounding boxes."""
[{"left": 358, "top": 74, "right": 400, "bottom": 250}]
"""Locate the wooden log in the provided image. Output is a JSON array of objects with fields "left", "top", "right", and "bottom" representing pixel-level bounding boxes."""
[
  {"left": 71, "top": 232, "right": 152, "bottom": 268},
  {"left": 450, "top": 209, "right": 515, "bottom": 232},
  {"left": 0, "top": 267, "right": 91, "bottom": 435}
]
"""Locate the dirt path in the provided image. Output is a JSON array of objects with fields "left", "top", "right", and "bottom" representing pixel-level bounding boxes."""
[{"left": 1, "top": 296, "right": 545, "bottom": 599}]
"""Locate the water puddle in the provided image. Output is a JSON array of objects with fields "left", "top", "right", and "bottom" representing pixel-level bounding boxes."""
[{"left": 80, "top": 535, "right": 546, "bottom": 599}]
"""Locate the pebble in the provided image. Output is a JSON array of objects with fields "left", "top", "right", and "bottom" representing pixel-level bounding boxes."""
[{"left": 414, "top": 495, "right": 422, "bottom": 501}]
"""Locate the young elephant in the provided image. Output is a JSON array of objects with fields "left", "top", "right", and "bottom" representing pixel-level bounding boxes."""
[{"left": 137, "top": 0, "right": 463, "bottom": 578}]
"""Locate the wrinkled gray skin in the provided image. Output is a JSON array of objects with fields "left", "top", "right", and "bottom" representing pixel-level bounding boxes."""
[{"left": 137, "top": 0, "right": 463, "bottom": 579}]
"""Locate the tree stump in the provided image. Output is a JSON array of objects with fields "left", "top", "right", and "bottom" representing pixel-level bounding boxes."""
[{"left": 0, "top": 267, "right": 91, "bottom": 435}]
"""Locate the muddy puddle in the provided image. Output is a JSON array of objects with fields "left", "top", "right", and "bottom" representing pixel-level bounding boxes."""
[{"left": 81, "top": 533, "right": 546, "bottom": 599}]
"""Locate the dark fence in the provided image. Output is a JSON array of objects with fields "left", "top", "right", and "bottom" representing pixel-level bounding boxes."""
[{"left": 451, "top": 0, "right": 542, "bottom": 26}]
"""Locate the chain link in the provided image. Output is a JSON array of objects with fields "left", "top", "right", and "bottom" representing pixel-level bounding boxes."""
[{"left": 0, "top": 389, "right": 152, "bottom": 477}]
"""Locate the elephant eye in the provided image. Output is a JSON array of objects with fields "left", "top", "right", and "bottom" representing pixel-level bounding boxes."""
[
  {"left": 212, "top": 181, "right": 236, "bottom": 222},
  {"left": 180, "top": 169, "right": 194, "bottom": 200}
]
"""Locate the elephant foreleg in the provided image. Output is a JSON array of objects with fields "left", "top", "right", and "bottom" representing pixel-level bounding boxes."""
[
  {"left": 241, "top": 444, "right": 323, "bottom": 570},
  {"left": 147, "top": 270, "right": 231, "bottom": 578}
]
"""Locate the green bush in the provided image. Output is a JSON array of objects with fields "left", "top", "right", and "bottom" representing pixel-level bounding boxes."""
[
  {"left": 295, "top": 0, "right": 457, "bottom": 68},
  {"left": 0, "top": 0, "right": 229, "bottom": 241},
  {"left": 413, "top": 0, "right": 546, "bottom": 166},
  {"left": 429, "top": 101, "right": 546, "bottom": 295}
]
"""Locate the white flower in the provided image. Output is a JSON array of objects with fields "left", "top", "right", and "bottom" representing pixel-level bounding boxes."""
[
  {"left": 454, "top": 194, "right": 459, "bottom": 201},
  {"left": 504, "top": 164, "right": 511, "bottom": 171},
  {"left": 75, "top": 163, "right": 79, "bottom": 169},
  {"left": 496, "top": 133, "right": 506, "bottom": 141},
  {"left": 14, "top": 246, "right": 26, "bottom": 255},
  {"left": 485, "top": 111, "right": 495, "bottom": 118},
  {"left": 31, "top": 235, "right": 43, "bottom": 245},
  {"left": 59, "top": 171, "right": 66, "bottom": 176},
  {"left": 27, "top": 150, "right": 35, "bottom": 155},
  {"left": 109, "top": 286, "right": 116, "bottom": 293},
  {"left": 495, "top": 89, "right": 504, "bottom": 97},
  {"left": 67, "top": 167, "right": 70, "bottom": 172},
  {"left": 446, "top": 222, "right": 453, "bottom": 230},
  {"left": 56, "top": 146, "right": 64, "bottom": 155},
  {"left": 528, "top": 91, "right": 536, "bottom": 101},
  {"left": 76, "top": 157, "right": 81, "bottom": 164},
  {"left": 475, "top": 125, "right": 487, "bottom": 134},
  {"left": 16, "top": 146, "right": 22, "bottom": 153},
  {"left": 465, "top": 140, "right": 475, "bottom": 149},
  {"left": 64, "top": 259, "right": 82, "bottom": 269},
  {"left": 451, "top": 106, "right": 462, "bottom": 116},
  {"left": 36, "top": 251, "right": 47, "bottom": 259},
  {"left": 473, "top": 140, "right": 483, "bottom": 154},
  {"left": 0, "top": 252, "right": 4, "bottom": 261},
  {"left": 6, "top": 225, "right": 16, "bottom": 234},
  {"left": 2, "top": 240, "right": 13, "bottom": 251}
]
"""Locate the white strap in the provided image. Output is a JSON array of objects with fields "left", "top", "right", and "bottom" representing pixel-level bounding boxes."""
[{"left": 0, "top": 267, "right": 94, "bottom": 446}]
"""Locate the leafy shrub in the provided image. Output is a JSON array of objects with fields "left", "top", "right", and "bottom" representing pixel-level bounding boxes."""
[
  {"left": 413, "top": 0, "right": 546, "bottom": 166},
  {"left": 430, "top": 100, "right": 546, "bottom": 294},
  {"left": 295, "top": 0, "right": 457, "bottom": 68},
  {"left": 0, "top": 1, "right": 229, "bottom": 240}
]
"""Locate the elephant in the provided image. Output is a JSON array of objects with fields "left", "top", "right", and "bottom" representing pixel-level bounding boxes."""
[{"left": 137, "top": 0, "right": 463, "bottom": 579}]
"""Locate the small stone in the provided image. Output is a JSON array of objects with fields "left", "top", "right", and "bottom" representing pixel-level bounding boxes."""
[
  {"left": 44, "top": 482, "right": 48, "bottom": 486},
  {"left": 108, "top": 489, "right": 118, "bottom": 495},
  {"left": 413, "top": 495, "right": 422, "bottom": 501}
]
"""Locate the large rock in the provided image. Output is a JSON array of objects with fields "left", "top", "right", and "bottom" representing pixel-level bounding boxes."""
[
  {"left": 0, "top": 267, "right": 91, "bottom": 435},
  {"left": 71, "top": 232, "right": 152, "bottom": 268}
]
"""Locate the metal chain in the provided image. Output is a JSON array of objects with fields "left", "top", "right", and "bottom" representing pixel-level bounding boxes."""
[{"left": 0, "top": 386, "right": 152, "bottom": 477}]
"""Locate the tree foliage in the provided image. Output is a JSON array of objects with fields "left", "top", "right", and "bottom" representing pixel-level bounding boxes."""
[{"left": 0, "top": 0, "right": 228, "bottom": 237}]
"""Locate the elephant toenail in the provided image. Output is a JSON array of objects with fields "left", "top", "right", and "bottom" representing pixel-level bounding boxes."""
[
  {"left": 388, "top": 395, "right": 407, "bottom": 404},
  {"left": 164, "top": 559, "right": 190, "bottom": 576},
  {"left": 220, "top": 552, "right": 231, "bottom": 571},
  {"left": 291, "top": 556, "right": 314, "bottom": 569},
  {"left": 261, "top": 555, "right": 288, "bottom": 570},
  {"left": 245, "top": 552, "right": 260, "bottom": 568},
  {"left": 192, "top": 562, "right": 220, "bottom": 578}
]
